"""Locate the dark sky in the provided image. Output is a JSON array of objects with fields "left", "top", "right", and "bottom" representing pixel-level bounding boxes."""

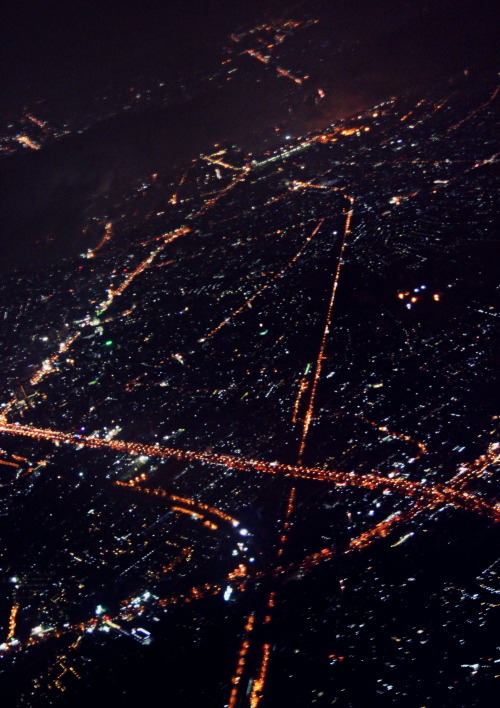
[{"left": 1, "top": 0, "right": 285, "bottom": 111}]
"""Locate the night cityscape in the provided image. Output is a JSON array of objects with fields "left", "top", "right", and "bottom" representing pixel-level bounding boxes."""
[{"left": 0, "top": 2, "right": 498, "bottom": 706}]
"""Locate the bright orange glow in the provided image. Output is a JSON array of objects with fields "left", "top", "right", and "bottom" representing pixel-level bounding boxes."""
[
  {"left": 249, "top": 643, "right": 271, "bottom": 707},
  {"left": 16, "top": 136, "right": 40, "bottom": 150},
  {"left": 7, "top": 604, "right": 19, "bottom": 641},
  {"left": 339, "top": 127, "right": 359, "bottom": 137}
]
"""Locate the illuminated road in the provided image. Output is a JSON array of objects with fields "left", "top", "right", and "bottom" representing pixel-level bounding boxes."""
[{"left": 0, "top": 422, "right": 498, "bottom": 520}]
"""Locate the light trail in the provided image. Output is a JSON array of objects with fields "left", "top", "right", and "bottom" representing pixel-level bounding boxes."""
[
  {"left": 276, "top": 485, "right": 296, "bottom": 560},
  {"left": 25, "top": 113, "right": 46, "bottom": 129},
  {"left": 6, "top": 604, "right": 19, "bottom": 641},
  {"left": 115, "top": 480, "right": 240, "bottom": 527},
  {"left": 276, "top": 67, "right": 302, "bottom": 85},
  {"left": 157, "top": 582, "right": 222, "bottom": 607},
  {"left": 156, "top": 251, "right": 203, "bottom": 268},
  {"left": 433, "top": 152, "right": 498, "bottom": 193},
  {"left": 198, "top": 219, "right": 325, "bottom": 343},
  {"left": 0, "top": 422, "right": 498, "bottom": 519},
  {"left": 4, "top": 436, "right": 498, "bottom": 662},
  {"left": 291, "top": 377, "right": 309, "bottom": 424},
  {"left": 266, "top": 509, "right": 422, "bottom": 581},
  {"left": 360, "top": 418, "right": 426, "bottom": 456},
  {"left": 228, "top": 614, "right": 256, "bottom": 708},
  {"left": 0, "top": 458, "right": 20, "bottom": 469},
  {"left": 269, "top": 440, "right": 499, "bottom": 582},
  {"left": 447, "top": 84, "right": 499, "bottom": 133},
  {"left": 298, "top": 198, "right": 354, "bottom": 462},
  {"left": 1, "top": 580, "right": 223, "bottom": 657},
  {"left": 243, "top": 49, "right": 303, "bottom": 85},
  {"left": 449, "top": 442, "right": 499, "bottom": 490},
  {"left": 346, "top": 510, "right": 416, "bottom": 553},
  {"left": 0, "top": 511, "right": 422, "bottom": 657},
  {"left": 193, "top": 171, "right": 247, "bottom": 216},
  {"left": 15, "top": 136, "right": 40, "bottom": 150},
  {"left": 202, "top": 155, "right": 244, "bottom": 172},
  {"left": 169, "top": 171, "right": 187, "bottom": 205},
  {"left": 291, "top": 180, "right": 339, "bottom": 192},
  {"left": 244, "top": 198, "right": 353, "bottom": 707},
  {"left": 100, "top": 226, "right": 191, "bottom": 308},
  {"left": 348, "top": 414, "right": 427, "bottom": 458},
  {"left": 86, "top": 221, "right": 114, "bottom": 258},
  {"left": 249, "top": 643, "right": 271, "bottom": 707}
]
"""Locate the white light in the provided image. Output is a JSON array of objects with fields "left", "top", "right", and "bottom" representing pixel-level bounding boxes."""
[
  {"left": 239, "top": 528, "right": 249, "bottom": 536},
  {"left": 223, "top": 586, "right": 233, "bottom": 601}
]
